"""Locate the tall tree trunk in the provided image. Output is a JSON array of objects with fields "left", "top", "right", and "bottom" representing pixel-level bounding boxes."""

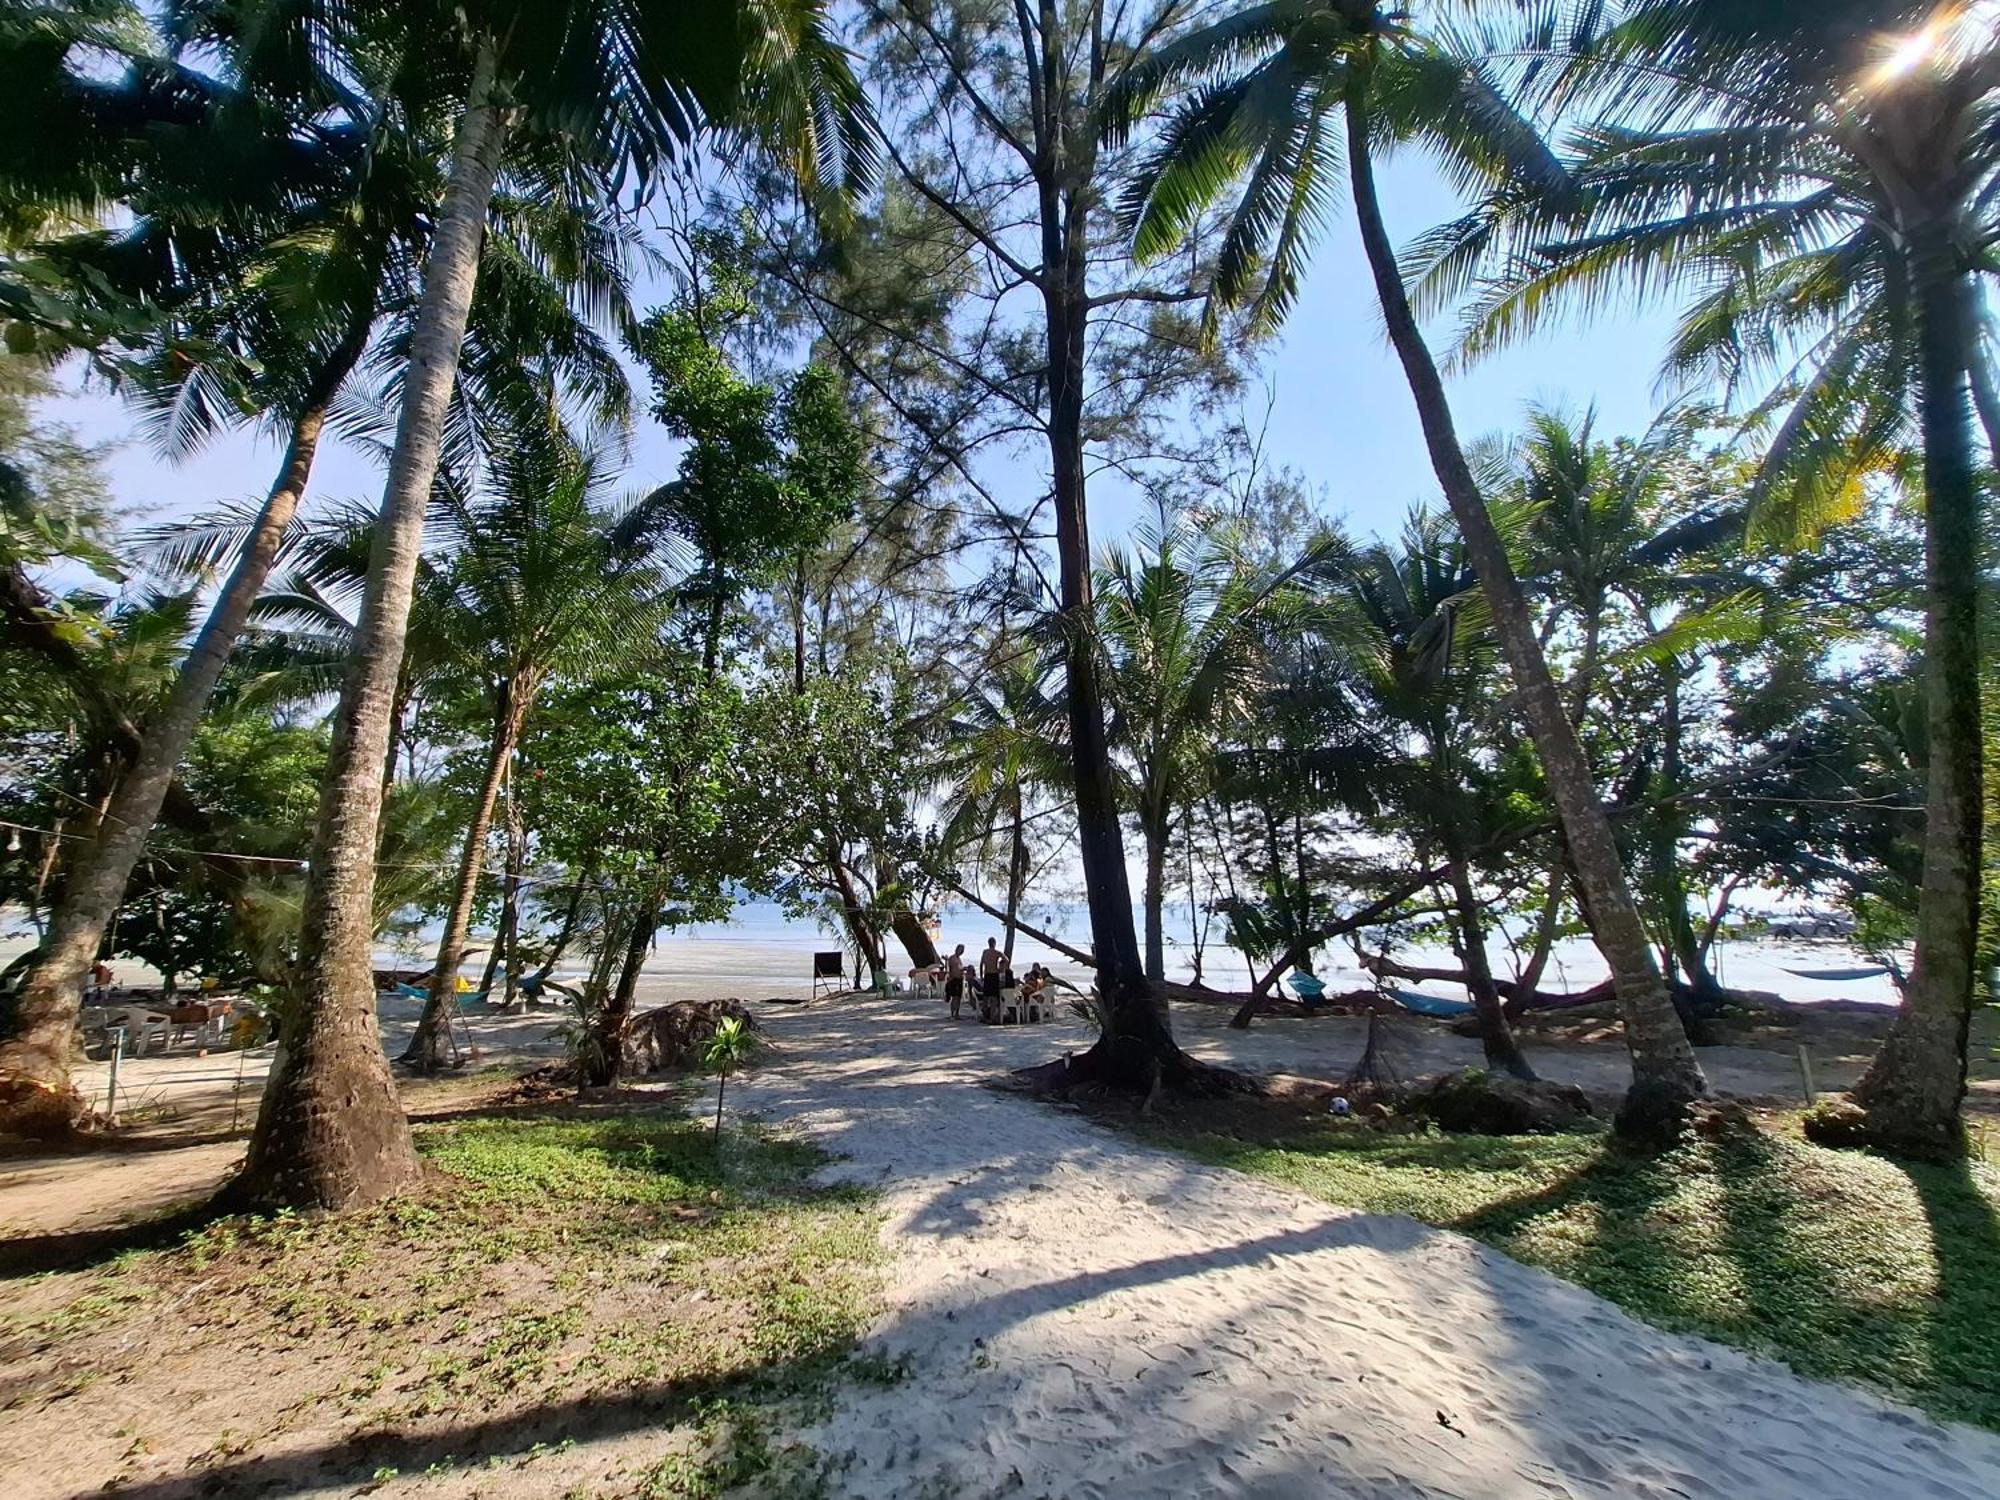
[
  {"left": 1842, "top": 236, "right": 1982, "bottom": 1155},
  {"left": 1344, "top": 78, "right": 1705, "bottom": 1135},
  {"left": 825, "top": 846, "right": 883, "bottom": 979},
  {"left": 497, "top": 792, "right": 525, "bottom": 1009},
  {"left": 1142, "top": 815, "right": 1168, "bottom": 983},
  {"left": 702, "top": 582, "right": 727, "bottom": 679},
  {"left": 404, "top": 684, "right": 522, "bottom": 1069},
  {"left": 1028, "top": 21, "right": 1174, "bottom": 1085},
  {"left": 0, "top": 382, "right": 347, "bottom": 1133},
  {"left": 1448, "top": 860, "right": 1535, "bottom": 1079},
  {"left": 233, "top": 49, "right": 509, "bottom": 1210},
  {"left": 791, "top": 558, "right": 810, "bottom": 695},
  {"left": 381, "top": 670, "right": 412, "bottom": 794}
]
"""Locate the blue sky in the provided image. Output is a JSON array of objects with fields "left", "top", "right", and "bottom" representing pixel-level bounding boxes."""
[{"left": 39, "top": 150, "right": 1681, "bottom": 556}]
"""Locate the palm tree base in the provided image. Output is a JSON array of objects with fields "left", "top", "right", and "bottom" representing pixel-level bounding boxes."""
[
  {"left": 1803, "top": 1093, "right": 1966, "bottom": 1161},
  {"left": 0, "top": 1036, "right": 84, "bottom": 1137},
  {"left": 1610, "top": 1075, "right": 1705, "bottom": 1151},
  {"left": 0, "top": 1069, "right": 83, "bottom": 1138}
]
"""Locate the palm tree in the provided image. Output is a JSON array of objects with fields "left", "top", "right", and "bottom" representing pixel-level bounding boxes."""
[
  {"left": 401, "top": 439, "right": 664, "bottom": 1070},
  {"left": 1096, "top": 511, "right": 1329, "bottom": 982},
  {"left": 934, "top": 646, "right": 1066, "bottom": 963},
  {"left": 0, "top": 6, "right": 395, "bottom": 1132},
  {"left": 1509, "top": 404, "right": 1758, "bottom": 1007},
  {"left": 0, "top": 3, "right": 643, "bottom": 1131},
  {"left": 1108, "top": 0, "right": 1710, "bottom": 1132},
  {"left": 1341, "top": 510, "right": 1536, "bottom": 1077},
  {"left": 1421, "top": 0, "right": 1993, "bottom": 1154},
  {"left": 235, "top": 0, "right": 872, "bottom": 1211}
]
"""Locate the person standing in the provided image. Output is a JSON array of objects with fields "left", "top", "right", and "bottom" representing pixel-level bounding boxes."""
[
  {"left": 944, "top": 943, "right": 967, "bottom": 1020},
  {"left": 979, "top": 938, "right": 1004, "bottom": 1009}
]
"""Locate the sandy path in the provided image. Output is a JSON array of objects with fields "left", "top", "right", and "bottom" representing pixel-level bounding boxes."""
[{"left": 732, "top": 991, "right": 2000, "bottom": 1500}]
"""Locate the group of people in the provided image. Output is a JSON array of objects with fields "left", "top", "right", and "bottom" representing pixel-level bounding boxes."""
[{"left": 931, "top": 938, "right": 1052, "bottom": 1022}]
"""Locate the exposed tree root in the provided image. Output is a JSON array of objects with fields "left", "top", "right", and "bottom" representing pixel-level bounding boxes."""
[
  {"left": 0, "top": 1071, "right": 85, "bottom": 1140},
  {"left": 1011, "top": 1033, "right": 1261, "bottom": 1101}
]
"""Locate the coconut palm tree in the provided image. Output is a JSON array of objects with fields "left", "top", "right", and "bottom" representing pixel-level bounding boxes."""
[
  {"left": 1339, "top": 509, "right": 1537, "bottom": 1077},
  {"left": 933, "top": 645, "right": 1067, "bottom": 963},
  {"left": 1107, "top": 0, "right": 1709, "bottom": 1132},
  {"left": 1419, "top": 0, "right": 1994, "bottom": 1154},
  {"left": 0, "top": 3, "right": 643, "bottom": 1131},
  {"left": 1095, "top": 511, "right": 1334, "bottom": 981},
  {"left": 400, "top": 438, "right": 666, "bottom": 1071},
  {"left": 236, "top": 0, "right": 873, "bottom": 1211},
  {"left": 0, "top": 3, "right": 401, "bottom": 1133}
]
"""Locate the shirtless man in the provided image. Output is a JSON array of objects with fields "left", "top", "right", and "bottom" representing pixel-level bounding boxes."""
[{"left": 944, "top": 943, "right": 968, "bottom": 1019}]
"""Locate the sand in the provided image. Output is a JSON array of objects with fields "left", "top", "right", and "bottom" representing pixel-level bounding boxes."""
[
  {"left": 8, "top": 973, "right": 2000, "bottom": 1496},
  {"left": 728, "top": 989, "right": 2000, "bottom": 1500}
]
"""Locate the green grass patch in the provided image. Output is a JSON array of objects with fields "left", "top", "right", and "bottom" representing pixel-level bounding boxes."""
[
  {"left": 7, "top": 1107, "right": 888, "bottom": 1495},
  {"left": 1172, "top": 1119, "right": 2000, "bottom": 1429}
]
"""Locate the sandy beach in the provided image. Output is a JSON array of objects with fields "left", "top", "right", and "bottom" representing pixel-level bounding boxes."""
[
  {"left": 4, "top": 968, "right": 1997, "bottom": 1497},
  {"left": 32, "top": 926, "right": 1930, "bottom": 1137},
  {"left": 713, "top": 988, "right": 2000, "bottom": 1500}
]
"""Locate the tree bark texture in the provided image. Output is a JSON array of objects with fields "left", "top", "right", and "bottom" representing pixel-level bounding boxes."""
[
  {"left": 1448, "top": 861, "right": 1535, "bottom": 1079},
  {"left": 587, "top": 900, "right": 655, "bottom": 1086},
  {"left": 1142, "top": 818, "right": 1169, "bottom": 983},
  {"left": 890, "top": 908, "right": 941, "bottom": 969},
  {"left": 234, "top": 48, "right": 508, "bottom": 1209},
  {"left": 1847, "top": 233, "right": 1982, "bottom": 1154}
]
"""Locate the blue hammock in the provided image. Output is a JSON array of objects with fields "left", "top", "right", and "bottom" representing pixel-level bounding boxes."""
[
  {"left": 1781, "top": 965, "right": 1891, "bottom": 982},
  {"left": 391, "top": 981, "right": 491, "bottom": 1008},
  {"left": 1286, "top": 973, "right": 1329, "bottom": 1002},
  {"left": 1387, "top": 985, "right": 1476, "bottom": 1019}
]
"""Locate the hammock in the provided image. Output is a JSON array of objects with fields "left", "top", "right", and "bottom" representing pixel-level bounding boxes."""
[
  {"left": 1780, "top": 965, "right": 1891, "bottom": 982},
  {"left": 1386, "top": 985, "right": 1476, "bottom": 1019},
  {"left": 391, "top": 981, "right": 492, "bottom": 1007}
]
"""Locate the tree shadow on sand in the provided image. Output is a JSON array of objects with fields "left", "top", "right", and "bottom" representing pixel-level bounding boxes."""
[
  {"left": 1438, "top": 1123, "right": 2000, "bottom": 1430},
  {"left": 47, "top": 1346, "right": 887, "bottom": 1500}
]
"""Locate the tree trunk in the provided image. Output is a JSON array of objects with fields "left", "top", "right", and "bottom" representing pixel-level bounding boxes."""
[
  {"left": 825, "top": 847, "right": 883, "bottom": 979},
  {"left": 496, "top": 792, "right": 525, "bottom": 1009},
  {"left": 1344, "top": 78, "right": 1705, "bottom": 1136},
  {"left": 1447, "top": 860, "right": 1535, "bottom": 1079},
  {"left": 889, "top": 907, "right": 941, "bottom": 969},
  {"left": 233, "top": 49, "right": 509, "bottom": 1210},
  {"left": 702, "top": 582, "right": 727, "bottom": 679},
  {"left": 1017, "top": 28, "right": 1177, "bottom": 1086},
  {"left": 1843, "top": 233, "right": 1982, "bottom": 1156},
  {"left": 530, "top": 859, "right": 591, "bottom": 991},
  {"left": 791, "top": 557, "right": 810, "bottom": 695},
  {"left": 945, "top": 875, "right": 1095, "bottom": 965},
  {"left": 1002, "top": 790, "right": 1027, "bottom": 961},
  {"left": 1142, "top": 815, "right": 1168, "bottom": 983},
  {"left": 404, "top": 683, "right": 522, "bottom": 1069},
  {"left": 0, "top": 390, "right": 342, "bottom": 1134},
  {"left": 1506, "top": 855, "right": 1565, "bottom": 1017},
  {"left": 587, "top": 900, "right": 655, "bottom": 1086}
]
